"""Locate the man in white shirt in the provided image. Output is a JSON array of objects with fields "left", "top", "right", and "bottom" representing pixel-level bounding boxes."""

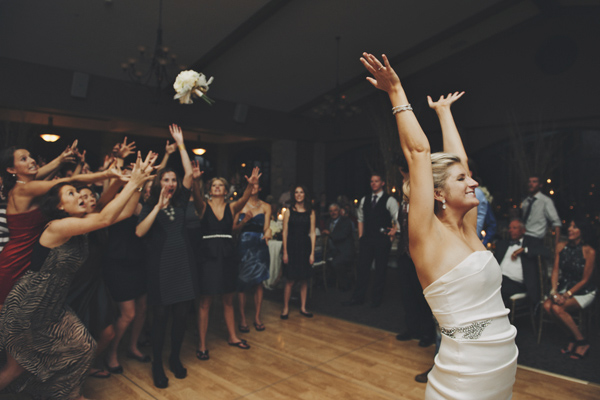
[
  {"left": 494, "top": 219, "right": 549, "bottom": 306},
  {"left": 521, "top": 175, "right": 561, "bottom": 248}
]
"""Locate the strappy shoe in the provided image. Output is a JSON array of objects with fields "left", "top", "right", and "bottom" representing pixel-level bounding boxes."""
[
  {"left": 238, "top": 324, "right": 250, "bottom": 333},
  {"left": 561, "top": 339, "right": 575, "bottom": 354},
  {"left": 196, "top": 349, "right": 210, "bottom": 361},
  {"left": 570, "top": 339, "right": 590, "bottom": 360},
  {"left": 254, "top": 322, "right": 265, "bottom": 331}
]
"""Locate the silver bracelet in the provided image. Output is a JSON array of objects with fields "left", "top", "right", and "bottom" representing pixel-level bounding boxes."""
[{"left": 392, "top": 104, "right": 413, "bottom": 114}]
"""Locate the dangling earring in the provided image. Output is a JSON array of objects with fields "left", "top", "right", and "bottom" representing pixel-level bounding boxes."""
[{"left": 442, "top": 199, "right": 446, "bottom": 210}]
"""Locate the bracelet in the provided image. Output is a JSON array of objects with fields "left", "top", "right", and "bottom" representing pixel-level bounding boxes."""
[
  {"left": 392, "top": 104, "right": 413, "bottom": 115},
  {"left": 566, "top": 290, "right": 573, "bottom": 298},
  {"left": 178, "top": 144, "right": 185, "bottom": 151},
  {"left": 137, "top": 186, "right": 144, "bottom": 192}
]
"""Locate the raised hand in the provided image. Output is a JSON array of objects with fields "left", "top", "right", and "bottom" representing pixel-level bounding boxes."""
[
  {"left": 75, "top": 149, "right": 86, "bottom": 165},
  {"left": 427, "top": 91, "right": 465, "bottom": 111},
  {"left": 157, "top": 186, "right": 171, "bottom": 209},
  {"left": 168, "top": 124, "right": 184, "bottom": 145},
  {"left": 191, "top": 160, "right": 204, "bottom": 181},
  {"left": 360, "top": 53, "right": 401, "bottom": 94},
  {"left": 129, "top": 151, "right": 156, "bottom": 186},
  {"left": 115, "top": 137, "right": 137, "bottom": 159},
  {"left": 59, "top": 140, "right": 78, "bottom": 164},
  {"left": 165, "top": 140, "right": 177, "bottom": 155},
  {"left": 244, "top": 167, "right": 262, "bottom": 185}
]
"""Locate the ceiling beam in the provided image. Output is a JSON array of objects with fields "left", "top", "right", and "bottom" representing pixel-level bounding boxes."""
[
  {"left": 291, "top": 0, "right": 529, "bottom": 116},
  {"left": 189, "top": 0, "right": 294, "bottom": 72}
]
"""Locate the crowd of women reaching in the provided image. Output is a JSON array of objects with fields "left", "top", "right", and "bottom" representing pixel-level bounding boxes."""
[{"left": 0, "top": 123, "right": 312, "bottom": 398}]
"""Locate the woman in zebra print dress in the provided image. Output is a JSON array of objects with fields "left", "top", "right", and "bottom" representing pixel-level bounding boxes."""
[{"left": 0, "top": 153, "right": 154, "bottom": 399}]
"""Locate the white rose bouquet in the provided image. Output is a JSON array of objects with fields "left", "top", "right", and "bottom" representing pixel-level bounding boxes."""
[{"left": 173, "top": 70, "right": 214, "bottom": 105}]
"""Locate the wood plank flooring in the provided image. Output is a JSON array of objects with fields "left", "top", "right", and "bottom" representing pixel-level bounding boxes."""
[{"left": 83, "top": 299, "right": 600, "bottom": 400}]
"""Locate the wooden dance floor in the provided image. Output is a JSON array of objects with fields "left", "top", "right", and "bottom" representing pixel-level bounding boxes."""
[{"left": 82, "top": 299, "right": 600, "bottom": 400}]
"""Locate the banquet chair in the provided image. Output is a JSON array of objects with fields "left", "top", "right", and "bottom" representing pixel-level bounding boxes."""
[{"left": 509, "top": 255, "right": 544, "bottom": 333}]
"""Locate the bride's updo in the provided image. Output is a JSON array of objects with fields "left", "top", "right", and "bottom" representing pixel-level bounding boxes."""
[{"left": 402, "top": 152, "right": 461, "bottom": 204}]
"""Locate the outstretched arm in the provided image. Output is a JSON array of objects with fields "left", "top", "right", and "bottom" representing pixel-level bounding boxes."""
[
  {"left": 35, "top": 140, "right": 77, "bottom": 179},
  {"left": 427, "top": 92, "right": 467, "bottom": 170},
  {"left": 41, "top": 152, "right": 155, "bottom": 247},
  {"left": 157, "top": 140, "right": 177, "bottom": 171},
  {"left": 360, "top": 53, "right": 434, "bottom": 244},
  {"left": 191, "top": 160, "right": 206, "bottom": 219},
  {"left": 168, "top": 124, "right": 193, "bottom": 189},
  {"left": 230, "top": 167, "right": 261, "bottom": 215}
]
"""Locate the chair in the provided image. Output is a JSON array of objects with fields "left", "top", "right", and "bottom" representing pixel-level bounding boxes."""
[
  {"left": 508, "top": 255, "right": 544, "bottom": 333},
  {"left": 309, "top": 235, "right": 328, "bottom": 297}
]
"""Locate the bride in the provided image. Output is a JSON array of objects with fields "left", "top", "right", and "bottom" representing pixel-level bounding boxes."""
[{"left": 360, "top": 53, "right": 517, "bottom": 399}]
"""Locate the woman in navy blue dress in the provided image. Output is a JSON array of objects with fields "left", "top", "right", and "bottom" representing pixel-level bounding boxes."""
[{"left": 233, "top": 181, "right": 271, "bottom": 332}]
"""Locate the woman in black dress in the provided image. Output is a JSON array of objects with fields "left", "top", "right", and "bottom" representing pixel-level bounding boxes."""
[
  {"left": 542, "top": 218, "right": 596, "bottom": 359},
  {"left": 192, "top": 166, "right": 261, "bottom": 360},
  {"left": 135, "top": 124, "right": 196, "bottom": 389},
  {"left": 281, "top": 185, "right": 316, "bottom": 319},
  {"left": 0, "top": 153, "right": 152, "bottom": 399}
]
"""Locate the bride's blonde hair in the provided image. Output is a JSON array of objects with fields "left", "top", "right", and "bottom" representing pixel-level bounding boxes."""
[{"left": 402, "top": 153, "right": 461, "bottom": 206}]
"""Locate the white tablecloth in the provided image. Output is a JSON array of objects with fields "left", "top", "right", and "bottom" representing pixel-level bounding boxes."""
[{"left": 263, "top": 240, "right": 283, "bottom": 290}]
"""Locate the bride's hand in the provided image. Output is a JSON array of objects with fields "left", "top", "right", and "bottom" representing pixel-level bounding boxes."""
[
  {"left": 427, "top": 91, "right": 465, "bottom": 111},
  {"left": 360, "top": 53, "right": 402, "bottom": 94}
]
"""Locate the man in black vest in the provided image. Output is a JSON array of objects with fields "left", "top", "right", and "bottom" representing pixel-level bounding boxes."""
[{"left": 343, "top": 173, "right": 398, "bottom": 308}]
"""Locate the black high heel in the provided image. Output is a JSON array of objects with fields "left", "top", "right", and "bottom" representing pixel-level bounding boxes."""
[
  {"left": 152, "top": 362, "right": 169, "bottom": 389},
  {"left": 169, "top": 356, "right": 187, "bottom": 379}
]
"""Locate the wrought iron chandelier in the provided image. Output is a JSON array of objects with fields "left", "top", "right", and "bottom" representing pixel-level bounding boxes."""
[{"left": 120, "top": 0, "right": 183, "bottom": 96}]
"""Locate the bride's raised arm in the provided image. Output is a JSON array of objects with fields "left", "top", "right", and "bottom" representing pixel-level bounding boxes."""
[
  {"left": 427, "top": 92, "right": 467, "bottom": 170},
  {"left": 428, "top": 92, "right": 477, "bottom": 230},
  {"left": 360, "top": 53, "right": 435, "bottom": 244}
]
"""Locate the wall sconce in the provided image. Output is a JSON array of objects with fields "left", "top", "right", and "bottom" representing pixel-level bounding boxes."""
[{"left": 40, "top": 116, "right": 60, "bottom": 142}]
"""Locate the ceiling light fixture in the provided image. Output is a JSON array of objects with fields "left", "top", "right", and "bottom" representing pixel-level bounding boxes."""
[
  {"left": 121, "top": 0, "right": 183, "bottom": 96},
  {"left": 192, "top": 148, "right": 206, "bottom": 156},
  {"left": 40, "top": 116, "right": 60, "bottom": 142}
]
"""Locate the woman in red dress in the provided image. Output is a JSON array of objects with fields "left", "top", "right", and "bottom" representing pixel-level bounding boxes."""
[{"left": 0, "top": 144, "right": 117, "bottom": 310}]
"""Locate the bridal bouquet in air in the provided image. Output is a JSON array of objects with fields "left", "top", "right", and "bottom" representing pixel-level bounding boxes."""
[{"left": 173, "top": 70, "right": 215, "bottom": 105}]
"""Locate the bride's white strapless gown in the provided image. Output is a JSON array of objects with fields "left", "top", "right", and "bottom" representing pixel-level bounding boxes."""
[{"left": 423, "top": 251, "right": 518, "bottom": 400}]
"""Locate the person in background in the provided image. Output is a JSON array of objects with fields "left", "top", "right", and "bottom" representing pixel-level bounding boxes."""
[
  {"left": 321, "top": 203, "right": 354, "bottom": 292},
  {"left": 542, "top": 218, "right": 596, "bottom": 359},
  {"left": 521, "top": 175, "right": 561, "bottom": 249},
  {"left": 281, "top": 185, "right": 316, "bottom": 319},
  {"left": 233, "top": 181, "right": 271, "bottom": 332},
  {"left": 192, "top": 167, "right": 261, "bottom": 360},
  {"left": 343, "top": 173, "right": 398, "bottom": 308}
]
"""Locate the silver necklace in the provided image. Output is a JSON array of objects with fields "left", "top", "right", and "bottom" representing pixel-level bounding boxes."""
[
  {"left": 163, "top": 205, "right": 176, "bottom": 221},
  {"left": 16, "top": 180, "right": 27, "bottom": 184},
  {"left": 248, "top": 200, "right": 261, "bottom": 209}
]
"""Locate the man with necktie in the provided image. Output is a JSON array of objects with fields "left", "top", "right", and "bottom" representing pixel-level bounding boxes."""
[
  {"left": 494, "top": 219, "right": 550, "bottom": 306},
  {"left": 521, "top": 175, "right": 562, "bottom": 249},
  {"left": 343, "top": 173, "right": 398, "bottom": 308}
]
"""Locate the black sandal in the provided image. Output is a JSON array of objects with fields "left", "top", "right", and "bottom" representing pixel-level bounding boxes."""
[
  {"left": 196, "top": 349, "right": 210, "bottom": 361},
  {"left": 570, "top": 339, "right": 590, "bottom": 360},
  {"left": 561, "top": 339, "right": 575, "bottom": 354},
  {"left": 228, "top": 340, "right": 251, "bottom": 349},
  {"left": 239, "top": 324, "right": 250, "bottom": 333},
  {"left": 254, "top": 322, "right": 266, "bottom": 331}
]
